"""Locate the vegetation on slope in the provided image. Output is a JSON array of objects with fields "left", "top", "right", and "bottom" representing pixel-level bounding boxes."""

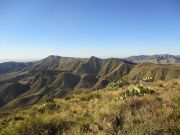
[
  {"left": 125, "top": 63, "right": 180, "bottom": 81},
  {"left": 0, "top": 79, "right": 180, "bottom": 135}
]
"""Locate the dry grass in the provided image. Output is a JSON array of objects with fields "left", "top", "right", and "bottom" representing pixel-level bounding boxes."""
[{"left": 0, "top": 79, "right": 180, "bottom": 135}]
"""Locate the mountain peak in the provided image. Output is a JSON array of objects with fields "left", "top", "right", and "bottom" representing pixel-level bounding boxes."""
[
  {"left": 42, "top": 55, "right": 61, "bottom": 62},
  {"left": 47, "top": 55, "right": 61, "bottom": 59},
  {"left": 89, "top": 56, "right": 99, "bottom": 59},
  {"left": 88, "top": 56, "right": 101, "bottom": 61}
]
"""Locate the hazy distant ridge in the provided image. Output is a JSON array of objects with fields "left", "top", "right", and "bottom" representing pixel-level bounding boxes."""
[{"left": 124, "top": 54, "right": 180, "bottom": 64}]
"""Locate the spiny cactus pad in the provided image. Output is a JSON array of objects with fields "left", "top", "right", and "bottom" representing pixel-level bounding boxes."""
[
  {"left": 107, "top": 80, "right": 129, "bottom": 89},
  {"left": 119, "top": 85, "right": 155, "bottom": 100},
  {"left": 142, "top": 77, "right": 153, "bottom": 82}
]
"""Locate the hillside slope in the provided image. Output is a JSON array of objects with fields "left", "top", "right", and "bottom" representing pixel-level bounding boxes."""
[
  {"left": 0, "top": 55, "right": 180, "bottom": 110},
  {"left": 0, "top": 79, "right": 180, "bottom": 135},
  {"left": 125, "top": 63, "right": 180, "bottom": 81},
  {"left": 0, "top": 56, "right": 135, "bottom": 110}
]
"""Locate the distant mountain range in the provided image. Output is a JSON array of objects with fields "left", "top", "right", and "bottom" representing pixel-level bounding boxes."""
[
  {"left": 124, "top": 54, "right": 180, "bottom": 64},
  {"left": 0, "top": 54, "right": 180, "bottom": 110},
  {"left": 0, "top": 62, "right": 32, "bottom": 74}
]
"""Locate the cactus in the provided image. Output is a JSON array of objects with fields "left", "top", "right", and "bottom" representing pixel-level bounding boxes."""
[
  {"left": 142, "top": 76, "right": 153, "bottom": 82},
  {"left": 118, "top": 85, "right": 155, "bottom": 100},
  {"left": 107, "top": 79, "right": 129, "bottom": 89},
  {"left": 38, "top": 101, "right": 57, "bottom": 113}
]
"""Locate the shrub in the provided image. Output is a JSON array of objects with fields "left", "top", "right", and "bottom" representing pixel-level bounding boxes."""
[
  {"left": 1, "top": 117, "right": 73, "bottom": 135},
  {"left": 171, "top": 96, "right": 180, "bottom": 120}
]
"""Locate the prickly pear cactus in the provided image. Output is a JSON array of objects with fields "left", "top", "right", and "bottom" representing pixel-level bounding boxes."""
[
  {"left": 142, "top": 76, "right": 153, "bottom": 82},
  {"left": 107, "top": 79, "right": 129, "bottom": 89},
  {"left": 118, "top": 85, "right": 155, "bottom": 100}
]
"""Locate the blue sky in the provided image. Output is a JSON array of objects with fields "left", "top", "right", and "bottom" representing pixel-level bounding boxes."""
[{"left": 0, "top": 0, "right": 180, "bottom": 61}]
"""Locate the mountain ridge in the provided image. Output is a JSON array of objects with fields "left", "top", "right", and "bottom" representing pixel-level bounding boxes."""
[
  {"left": 0, "top": 55, "right": 135, "bottom": 110},
  {"left": 124, "top": 54, "right": 180, "bottom": 64},
  {"left": 0, "top": 54, "right": 179, "bottom": 110}
]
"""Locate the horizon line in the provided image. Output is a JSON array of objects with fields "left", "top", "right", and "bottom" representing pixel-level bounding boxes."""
[{"left": 0, "top": 53, "right": 179, "bottom": 63}]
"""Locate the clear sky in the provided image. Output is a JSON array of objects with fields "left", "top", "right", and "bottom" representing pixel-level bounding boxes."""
[{"left": 0, "top": 0, "right": 180, "bottom": 61}]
